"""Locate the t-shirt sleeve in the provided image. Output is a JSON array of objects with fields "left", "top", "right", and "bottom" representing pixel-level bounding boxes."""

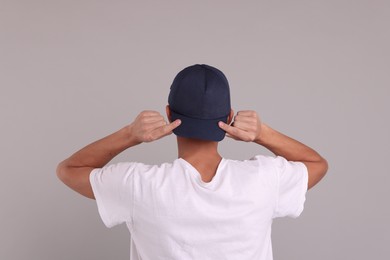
[
  {"left": 272, "top": 156, "right": 309, "bottom": 218},
  {"left": 89, "top": 162, "right": 137, "bottom": 228}
]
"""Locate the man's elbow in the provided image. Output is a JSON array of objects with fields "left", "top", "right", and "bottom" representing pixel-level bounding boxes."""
[
  {"left": 56, "top": 161, "right": 70, "bottom": 184},
  {"left": 306, "top": 156, "right": 329, "bottom": 190},
  {"left": 316, "top": 158, "right": 328, "bottom": 188},
  {"left": 320, "top": 157, "right": 329, "bottom": 177},
  {"left": 314, "top": 156, "right": 328, "bottom": 182}
]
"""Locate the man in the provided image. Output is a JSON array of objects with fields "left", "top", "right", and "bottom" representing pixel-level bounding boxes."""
[{"left": 57, "top": 64, "right": 328, "bottom": 259}]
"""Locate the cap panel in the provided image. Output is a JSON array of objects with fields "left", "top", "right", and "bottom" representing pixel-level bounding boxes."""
[
  {"left": 202, "top": 68, "right": 231, "bottom": 118},
  {"left": 168, "top": 65, "right": 206, "bottom": 118}
]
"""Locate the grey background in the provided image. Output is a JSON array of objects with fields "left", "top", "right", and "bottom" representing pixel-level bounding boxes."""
[{"left": 1, "top": 0, "right": 389, "bottom": 259}]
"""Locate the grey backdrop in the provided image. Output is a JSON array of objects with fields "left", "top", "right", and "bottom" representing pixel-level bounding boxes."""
[{"left": 1, "top": 0, "right": 389, "bottom": 259}]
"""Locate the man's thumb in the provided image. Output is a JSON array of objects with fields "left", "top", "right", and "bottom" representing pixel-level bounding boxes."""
[
  {"left": 218, "top": 121, "right": 228, "bottom": 130},
  {"left": 168, "top": 119, "right": 181, "bottom": 131}
]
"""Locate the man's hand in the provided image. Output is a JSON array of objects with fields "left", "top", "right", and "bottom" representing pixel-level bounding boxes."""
[
  {"left": 129, "top": 110, "right": 181, "bottom": 144},
  {"left": 218, "top": 110, "right": 262, "bottom": 142}
]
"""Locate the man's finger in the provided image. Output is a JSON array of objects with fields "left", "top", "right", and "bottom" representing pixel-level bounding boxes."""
[
  {"left": 165, "top": 119, "right": 181, "bottom": 132},
  {"left": 234, "top": 114, "right": 257, "bottom": 123},
  {"left": 218, "top": 121, "right": 234, "bottom": 133},
  {"left": 231, "top": 121, "right": 253, "bottom": 131},
  {"left": 152, "top": 119, "right": 181, "bottom": 139},
  {"left": 218, "top": 121, "right": 248, "bottom": 140},
  {"left": 140, "top": 110, "right": 160, "bottom": 117},
  {"left": 141, "top": 115, "right": 165, "bottom": 123},
  {"left": 225, "top": 133, "right": 236, "bottom": 139},
  {"left": 237, "top": 110, "right": 257, "bottom": 116},
  {"left": 147, "top": 119, "right": 168, "bottom": 130}
]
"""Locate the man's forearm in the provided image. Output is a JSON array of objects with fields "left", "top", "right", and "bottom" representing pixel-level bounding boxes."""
[
  {"left": 218, "top": 111, "right": 328, "bottom": 189},
  {"left": 61, "top": 125, "right": 138, "bottom": 169},
  {"left": 255, "top": 123, "right": 328, "bottom": 189},
  {"left": 56, "top": 111, "right": 180, "bottom": 199},
  {"left": 255, "top": 123, "right": 324, "bottom": 163}
]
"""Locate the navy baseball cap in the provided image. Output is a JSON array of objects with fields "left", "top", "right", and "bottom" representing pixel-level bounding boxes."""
[{"left": 168, "top": 64, "right": 231, "bottom": 141}]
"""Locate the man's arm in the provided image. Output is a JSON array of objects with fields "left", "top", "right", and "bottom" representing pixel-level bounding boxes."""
[
  {"left": 218, "top": 110, "right": 328, "bottom": 189},
  {"left": 56, "top": 111, "right": 181, "bottom": 199}
]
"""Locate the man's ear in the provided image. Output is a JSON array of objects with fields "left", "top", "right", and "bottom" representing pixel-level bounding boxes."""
[
  {"left": 227, "top": 109, "right": 234, "bottom": 125},
  {"left": 166, "top": 105, "right": 172, "bottom": 123}
]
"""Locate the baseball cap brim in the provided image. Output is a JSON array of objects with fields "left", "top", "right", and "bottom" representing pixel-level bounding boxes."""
[{"left": 170, "top": 110, "right": 228, "bottom": 142}]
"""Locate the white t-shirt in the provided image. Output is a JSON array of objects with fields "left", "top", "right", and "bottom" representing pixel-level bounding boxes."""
[{"left": 89, "top": 155, "right": 308, "bottom": 260}]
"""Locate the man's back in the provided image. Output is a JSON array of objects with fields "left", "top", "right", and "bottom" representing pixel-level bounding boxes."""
[
  {"left": 57, "top": 64, "right": 327, "bottom": 260},
  {"left": 89, "top": 155, "right": 308, "bottom": 260}
]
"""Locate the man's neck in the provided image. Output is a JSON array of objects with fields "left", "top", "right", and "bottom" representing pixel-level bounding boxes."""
[
  {"left": 177, "top": 136, "right": 221, "bottom": 160},
  {"left": 176, "top": 137, "right": 222, "bottom": 181}
]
